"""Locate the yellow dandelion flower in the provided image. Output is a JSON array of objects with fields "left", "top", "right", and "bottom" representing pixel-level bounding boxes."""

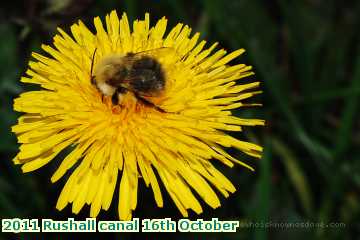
[{"left": 12, "top": 10, "right": 264, "bottom": 220}]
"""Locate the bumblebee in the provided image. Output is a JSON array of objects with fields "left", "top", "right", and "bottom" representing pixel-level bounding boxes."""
[{"left": 90, "top": 48, "right": 170, "bottom": 112}]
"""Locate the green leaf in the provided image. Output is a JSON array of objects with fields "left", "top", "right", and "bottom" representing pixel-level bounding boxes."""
[
  {"left": 334, "top": 52, "right": 360, "bottom": 158},
  {"left": 253, "top": 138, "right": 271, "bottom": 240},
  {"left": 271, "top": 137, "right": 314, "bottom": 217}
]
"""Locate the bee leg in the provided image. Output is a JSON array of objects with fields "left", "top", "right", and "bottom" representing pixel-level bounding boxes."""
[
  {"left": 117, "top": 87, "right": 128, "bottom": 95},
  {"left": 134, "top": 93, "right": 166, "bottom": 113},
  {"left": 112, "top": 87, "right": 127, "bottom": 105},
  {"left": 153, "top": 105, "right": 166, "bottom": 113},
  {"left": 91, "top": 76, "right": 96, "bottom": 85},
  {"left": 111, "top": 93, "right": 119, "bottom": 105}
]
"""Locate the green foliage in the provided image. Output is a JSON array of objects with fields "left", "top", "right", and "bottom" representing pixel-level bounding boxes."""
[{"left": 0, "top": 0, "right": 359, "bottom": 239}]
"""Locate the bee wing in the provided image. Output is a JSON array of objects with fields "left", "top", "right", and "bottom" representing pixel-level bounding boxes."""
[{"left": 132, "top": 47, "right": 177, "bottom": 59}]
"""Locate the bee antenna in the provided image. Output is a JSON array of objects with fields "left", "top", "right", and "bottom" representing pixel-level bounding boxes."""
[{"left": 90, "top": 48, "right": 97, "bottom": 76}]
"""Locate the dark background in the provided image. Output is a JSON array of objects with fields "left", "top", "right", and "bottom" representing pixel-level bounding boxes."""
[{"left": 0, "top": 0, "right": 359, "bottom": 239}]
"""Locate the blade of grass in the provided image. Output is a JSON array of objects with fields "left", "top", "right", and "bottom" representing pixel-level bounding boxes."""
[
  {"left": 124, "top": 0, "right": 137, "bottom": 20},
  {"left": 271, "top": 137, "right": 314, "bottom": 217},
  {"left": 166, "top": 1, "right": 188, "bottom": 22},
  {"left": 294, "top": 87, "right": 360, "bottom": 105},
  {"left": 334, "top": 52, "right": 360, "bottom": 158},
  {"left": 253, "top": 137, "right": 271, "bottom": 240},
  {"left": 205, "top": 0, "right": 333, "bottom": 171},
  {"left": 278, "top": 0, "right": 332, "bottom": 128}
]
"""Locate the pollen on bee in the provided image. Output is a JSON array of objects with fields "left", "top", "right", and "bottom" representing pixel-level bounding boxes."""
[
  {"left": 110, "top": 92, "right": 137, "bottom": 113},
  {"left": 111, "top": 105, "right": 122, "bottom": 114}
]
